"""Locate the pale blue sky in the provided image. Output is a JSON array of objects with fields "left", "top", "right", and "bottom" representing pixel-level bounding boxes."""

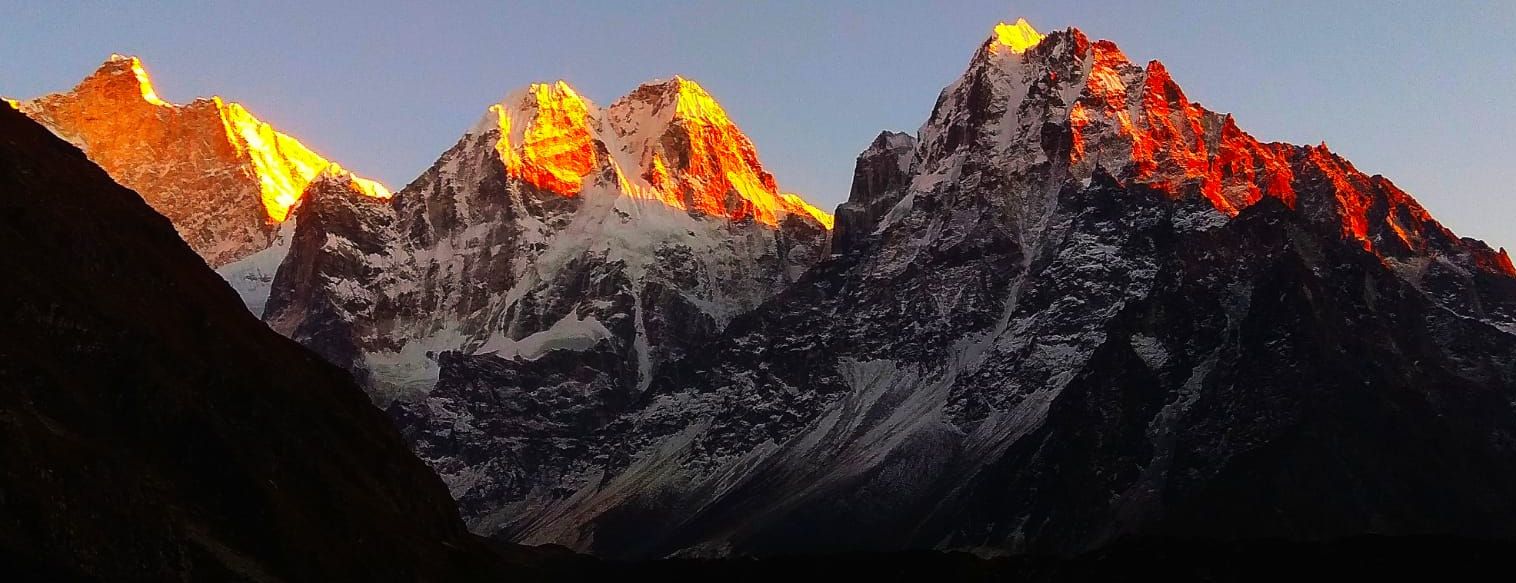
[{"left": 3, "top": 1, "right": 1512, "bottom": 250}]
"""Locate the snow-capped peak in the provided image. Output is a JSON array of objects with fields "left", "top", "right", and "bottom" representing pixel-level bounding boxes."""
[
  {"left": 102, "top": 54, "right": 170, "bottom": 106},
  {"left": 469, "top": 76, "right": 832, "bottom": 228},
  {"left": 478, "top": 80, "right": 602, "bottom": 196},
  {"left": 17, "top": 55, "right": 387, "bottom": 265},
  {"left": 612, "top": 75, "right": 734, "bottom": 127},
  {"left": 991, "top": 18, "right": 1044, "bottom": 54}
]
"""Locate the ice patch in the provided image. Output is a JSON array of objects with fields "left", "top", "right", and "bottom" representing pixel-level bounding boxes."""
[
  {"left": 476, "top": 311, "right": 612, "bottom": 361},
  {"left": 215, "top": 219, "right": 296, "bottom": 317},
  {"left": 365, "top": 327, "right": 471, "bottom": 402}
]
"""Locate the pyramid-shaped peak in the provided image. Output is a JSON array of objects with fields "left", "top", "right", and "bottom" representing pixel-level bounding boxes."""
[
  {"left": 668, "top": 77, "right": 729, "bottom": 124},
  {"left": 483, "top": 80, "right": 600, "bottom": 196},
  {"left": 615, "top": 76, "right": 731, "bottom": 126},
  {"left": 635, "top": 75, "right": 707, "bottom": 96},
  {"left": 82, "top": 54, "right": 170, "bottom": 106},
  {"left": 992, "top": 18, "right": 1044, "bottom": 54}
]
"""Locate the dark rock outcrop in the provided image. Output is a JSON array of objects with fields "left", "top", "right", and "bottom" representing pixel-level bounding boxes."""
[{"left": 833, "top": 131, "right": 916, "bottom": 254}]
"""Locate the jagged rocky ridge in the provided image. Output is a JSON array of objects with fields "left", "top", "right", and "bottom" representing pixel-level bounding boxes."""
[
  {"left": 11, "top": 69, "right": 1509, "bottom": 583},
  {"left": 377, "top": 20, "right": 1516, "bottom": 558},
  {"left": 0, "top": 105, "right": 519, "bottom": 581},
  {"left": 263, "top": 77, "right": 832, "bottom": 530}
]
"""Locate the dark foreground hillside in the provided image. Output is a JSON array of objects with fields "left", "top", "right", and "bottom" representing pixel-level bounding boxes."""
[
  {"left": 521, "top": 536, "right": 1513, "bottom": 582},
  {"left": 0, "top": 103, "right": 523, "bottom": 580}
]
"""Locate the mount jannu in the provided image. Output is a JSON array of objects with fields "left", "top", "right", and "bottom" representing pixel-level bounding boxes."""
[
  {"left": 379, "top": 19, "right": 1516, "bottom": 558},
  {"left": 14, "top": 55, "right": 389, "bottom": 313}
]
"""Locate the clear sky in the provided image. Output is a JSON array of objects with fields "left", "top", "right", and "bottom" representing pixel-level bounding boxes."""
[{"left": 3, "top": 1, "right": 1513, "bottom": 251}]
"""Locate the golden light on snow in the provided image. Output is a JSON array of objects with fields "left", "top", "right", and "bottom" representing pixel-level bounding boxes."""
[
  {"left": 993, "top": 18, "right": 1044, "bottom": 54},
  {"left": 217, "top": 100, "right": 390, "bottom": 222},
  {"left": 782, "top": 193, "right": 835, "bottom": 229},
  {"left": 324, "top": 163, "right": 394, "bottom": 199},
  {"left": 491, "top": 81, "right": 600, "bottom": 196},
  {"left": 349, "top": 174, "right": 392, "bottom": 199},
  {"left": 671, "top": 75, "right": 732, "bottom": 126},
  {"left": 652, "top": 77, "right": 833, "bottom": 228},
  {"left": 122, "top": 55, "right": 169, "bottom": 107},
  {"left": 123, "top": 56, "right": 389, "bottom": 222}
]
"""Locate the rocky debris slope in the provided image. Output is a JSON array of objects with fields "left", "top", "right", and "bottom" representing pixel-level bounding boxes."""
[
  {"left": 0, "top": 105, "right": 531, "bottom": 580},
  {"left": 400, "top": 20, "right": 1516, "bottom": 558},
  {"left": 263, "top": 77, "right": 832, "bottom": 532},
  {"left": 15, "top": 55, "right": 387, "bottom": 308}
]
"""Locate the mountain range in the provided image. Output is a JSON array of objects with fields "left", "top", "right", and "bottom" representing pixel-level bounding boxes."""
[{"left": 9, "top": 16, "right": 1516, "bottom": 567}]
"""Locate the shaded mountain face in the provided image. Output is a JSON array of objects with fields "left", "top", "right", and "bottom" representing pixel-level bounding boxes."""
[
  {"left": 15, "top": 56, "right": 388, "bottom": 317},
  {"left": 262, "top": 78, "right": 832, "bottom": 532},
  {"left": 386, "top": 20, "right": 1516, "bottom": 558},
  {"left": 0, "top": 105, "right": 510, "bottom": 581}
]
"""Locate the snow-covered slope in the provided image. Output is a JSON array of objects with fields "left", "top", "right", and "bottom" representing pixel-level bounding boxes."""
[
  {"left": 387, "top": 19, "right": 1516, "bottom": 559},
  {"left": 215, "top": 218, "right": 297, "bottom": 318}
]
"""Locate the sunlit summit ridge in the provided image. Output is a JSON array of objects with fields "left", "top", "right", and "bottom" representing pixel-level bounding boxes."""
[
  {"left": 482, "top": 75, "right": 834, "bottom": 229},
  {"left": 993, "top": 18, "right": 1045, "bottom": 54}
]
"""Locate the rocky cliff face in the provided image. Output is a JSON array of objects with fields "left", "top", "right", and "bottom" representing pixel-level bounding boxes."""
[
  {"left": 16, "top": 55, "right": 387, "bottom": 278},
  {"left": 262, "top": 77, "right": 832, "bottom": 531},
  {"left": 0, "top": 104, "right": 517, "bottom": 581},
  {"left": 379, "top": 20, "right": 1516, "bottom": 558}
]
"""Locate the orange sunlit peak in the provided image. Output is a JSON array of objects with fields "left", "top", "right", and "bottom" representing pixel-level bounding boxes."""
[
  {"left": 491, "top": 80, "right": 599, "bottom": 196},
  {"left": 511, "top": 81, "right": 595, "bottom": 125},
  {"left": 666, "top": 77, "right": 732, "bottom": 126},
  {"left": 106, "top": 54, "right": 170, "bottom": 107},
  {"left": 993, "top": 18, "right": 1044, "bottom": 54}
]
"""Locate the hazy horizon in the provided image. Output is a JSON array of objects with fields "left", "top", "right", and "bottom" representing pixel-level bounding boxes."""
[{"left": 4, "top": 0, "right": 1513, "bottom": 251}]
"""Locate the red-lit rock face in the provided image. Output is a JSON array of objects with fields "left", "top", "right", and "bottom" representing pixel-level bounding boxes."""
[
  {"left": 1065, "top": 36, "right": 1298, "bottom": 216},
  {"left": 488, "top": 77, "right": 833, "bottom": 229},
  {"left": 964, "top": 21, "right": 1507, "bottom": 267}
]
